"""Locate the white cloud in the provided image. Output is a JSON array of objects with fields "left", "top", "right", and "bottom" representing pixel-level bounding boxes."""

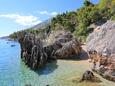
[
  {"left": 0, "top": 14, "right": 42, "bottom": 26},
  {"left": 39, "top": 11, "right": 58, "bottom": 16},
  {"left": 39, "top": 11, "right": 49, "bottom": 15},
  {"left": 51, "top": 12, "right": 58, "bottom": 16}
]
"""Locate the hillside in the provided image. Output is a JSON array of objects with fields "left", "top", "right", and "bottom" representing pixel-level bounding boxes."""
[
  {"left": 31, "top": 19, "right": 51, "bottom": 30},
  {"left": 9, "top": 0, "right": 115, "bottom": 42},
  {"left": 9, "top": 19, "right": 51, "bottom": 40}
]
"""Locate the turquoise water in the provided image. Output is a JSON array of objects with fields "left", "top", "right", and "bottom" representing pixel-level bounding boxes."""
[
  {"left": 1, "top": 39, "right": 115, "bottom": 86},
  {"left": 0, "top": 39, "right": 79, "bottom": 86}
]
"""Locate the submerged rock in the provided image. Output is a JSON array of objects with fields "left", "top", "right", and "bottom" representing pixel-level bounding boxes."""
[
  {"left": 25, "top": 84, "right": 32, "bottom": 86},
  {"left": 86, "top": 20, "right": 115, "bottom": 82},
  {"left": 11, "top": 45, "right": 16, "bottom": 47}
]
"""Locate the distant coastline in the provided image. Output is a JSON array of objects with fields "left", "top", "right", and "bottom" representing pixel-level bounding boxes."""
[
  {"left": 0, "top": 36, "right": 8, "bottom": 39},
  {"left": 0, "top": 36, "right": 18, "bottom": 41}
]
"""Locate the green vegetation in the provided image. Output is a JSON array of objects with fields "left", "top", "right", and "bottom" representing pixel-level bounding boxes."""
[
  {"left": 9, "top": 26, "right": 51, "bottom": 40},
  {"left": 9, "top": 0, "right": 115, "bottom": 42},
  {"left": 51, "top": 11, "right": 77, "bottom": 32},
  {"left": 9, "top": 32, "right": 18, "bottom": 40},
  {"left": 51, "top": 0, "right": 115, "bottom": 42}
]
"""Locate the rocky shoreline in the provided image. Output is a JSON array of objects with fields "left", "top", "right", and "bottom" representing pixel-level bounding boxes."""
[
  {"left": 87, "top": 20, "right": 115, "bottom": 82},
  {"left": 18, "top": 30, "right": 81, "bottom": 70},
  {"left": 17, "top": 20, "right": 115, "bottom": 82}
]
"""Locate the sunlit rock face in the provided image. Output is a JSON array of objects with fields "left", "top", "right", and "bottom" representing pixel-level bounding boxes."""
[
  {"left": 46, "top": 30, "right": 73, "bottom": 44},
  {"left": 45, "top": 30, "right": 82, "bottom": 59},
  {"left": 55, "top": 38, "right": 82, "bottom": 59},
  {"left": 86, "top": 20, "right": 115, "bottom": 82},
  {"left": 18, "top": 30, "right": 82, "bottom": 70}
]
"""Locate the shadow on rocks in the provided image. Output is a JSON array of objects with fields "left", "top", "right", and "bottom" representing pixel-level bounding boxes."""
[
  {"left": 59, "top": 50, "right": 89, "bottom": 61},
  {"left": 79, "top": 50, "right": 89, "bottom": 60}
]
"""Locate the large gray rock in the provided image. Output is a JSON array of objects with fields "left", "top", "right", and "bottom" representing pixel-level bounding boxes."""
[
  {"left": 46, "top": 30, "right": 81, "bottom": 59},
  {"left": 87, "top": 20, "right": 115, "bottom": 56},
  {"left": 18, "top": 30, "right": 82, "bottom": 70},
  {"left": 18, "top": 32, "right": 47, "bottom": 70},
  {"left": 86, "top": 20, "right": 115, "bottom": 82},
  {"left": 55, "top": 38, "right": 81, "bottom": 59},
  {"left": 46, "top": 30, "right": 73, "bottom": 45}
]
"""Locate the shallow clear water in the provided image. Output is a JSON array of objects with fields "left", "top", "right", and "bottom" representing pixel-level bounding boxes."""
[
  {"left": 0, "top": 39, "right": 115, "bottom": 86},
  {"left": 0, "top": 39, "right": 79, "bottom": 86}
]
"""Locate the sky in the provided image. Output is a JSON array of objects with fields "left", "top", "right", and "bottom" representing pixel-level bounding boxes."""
[{"left": 0, "top": 0, "right": 99, "bottom": 37}]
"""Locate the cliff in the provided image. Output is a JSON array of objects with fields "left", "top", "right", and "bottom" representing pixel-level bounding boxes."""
[{"left": 86, "top": 20, "right": 115, "bottom": 82}]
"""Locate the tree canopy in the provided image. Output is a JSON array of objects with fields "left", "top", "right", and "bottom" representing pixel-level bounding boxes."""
[{"left": 9, "top": 0, "right": 115, "bottom": 42}]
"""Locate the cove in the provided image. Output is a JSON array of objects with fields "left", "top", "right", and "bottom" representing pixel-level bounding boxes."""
[
  {"left": 0, "top": 39, "right": 79, "bottom": 86},
  {"left": 1, "top": 39, "right": 115, "bottom": 86}
]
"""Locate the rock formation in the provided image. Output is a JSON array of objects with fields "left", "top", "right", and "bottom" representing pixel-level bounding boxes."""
[
  {"left": 18, "top": 30, "right": 82, "bottom": 70},
  {"left": 86, "top": 20, "right": 115, "bottom": 82},
  {"left": 18, "top": 32, "right": 47, "bottom": 70},
  {"left": 45, "top": 30, "right": 81, "bottom": 59},
  {"left": 55, "top": 38, "right": 81, "bottom": 59},
  {"left": 80, "top": 70, "right": 101, "bottom": 82},
  {"left": 80, "top": 70, "right": 94, "bottom": 81},
  {"left": 46, "top": 30, "right": 73, "bottom": 45}
]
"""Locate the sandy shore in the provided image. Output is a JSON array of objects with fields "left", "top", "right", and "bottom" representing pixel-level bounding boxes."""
[{"left": 57, "top": 59, "right": 115, "bottom": 86}]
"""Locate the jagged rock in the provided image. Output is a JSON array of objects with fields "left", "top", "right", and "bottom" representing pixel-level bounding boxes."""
[
  {"left": 80, "top": 70, "right": 94, "bottom": 81},
  {"left": 103, "top": 70, "right": 114, "bottom": 79},
  {"left": 45, "top": 30, "right": 81, "bottom": 59},
  {"left": 55, "top": 38, "right": 81, "bottom": 59},
  {"left": 80, "top": 70, "right": 101, "bottom": 82},
  {"left": 46, "top": 30, "right": 73, "bottom": 45},
  {"left": 18, "top": 30, "right": 82, "bottom": 70},
  {"left": 86, "top": 20, "right": 115, "bottom": 82},
  {"left": 44, "top": 30, "right": 73, "bottom": 58},
  {"left": 18, "top": 32, "right": 47, "bottom": 70}
]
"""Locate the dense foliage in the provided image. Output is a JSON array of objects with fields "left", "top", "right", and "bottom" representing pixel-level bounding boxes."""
[
  {"left": 9, "top": 0, "right": 115, "bottom": 42},
  {"left": 51, "top": 11, "right": 77, "bottom": 32},
  {"left": 51, "top": 0, "right": 115, "bottom": 42}
]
